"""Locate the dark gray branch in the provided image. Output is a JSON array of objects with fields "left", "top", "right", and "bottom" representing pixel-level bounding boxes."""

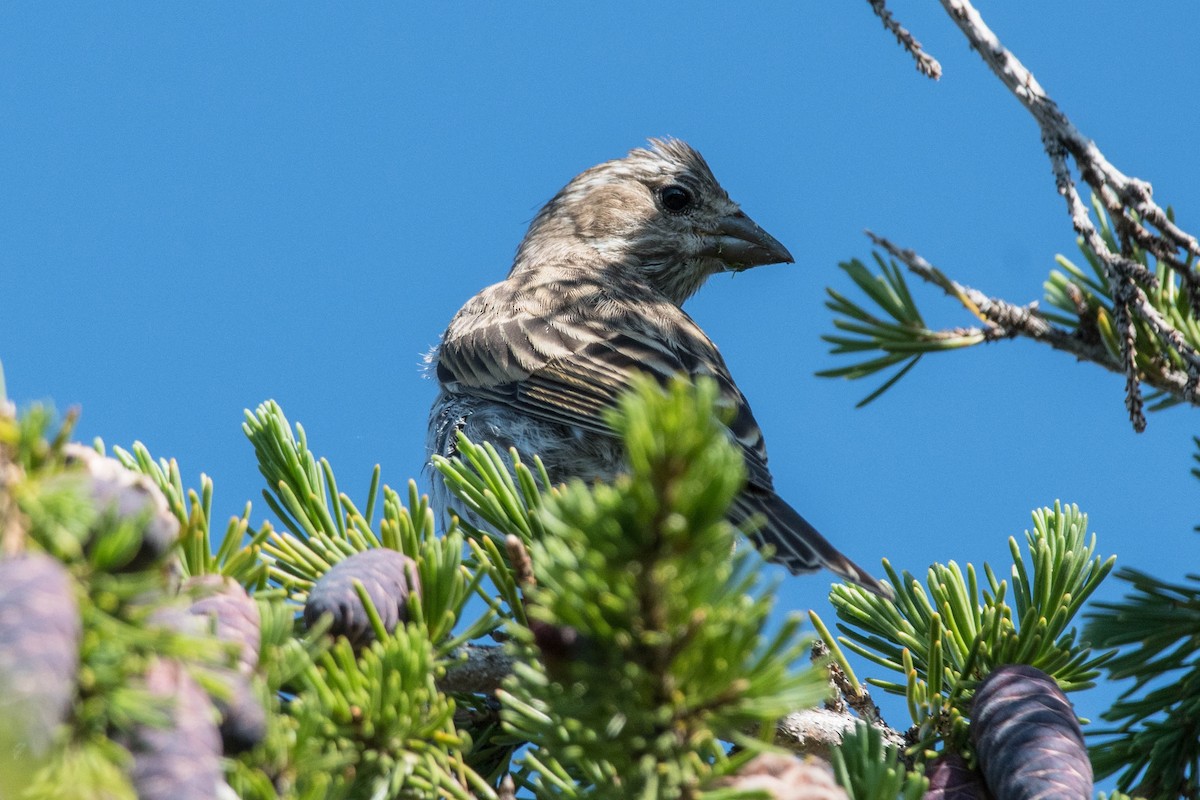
[{"left": 440, "top": 644, "right": 515, "bottom": 695}]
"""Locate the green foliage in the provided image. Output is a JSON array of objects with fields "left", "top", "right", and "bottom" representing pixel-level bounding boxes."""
[
  {"left": 243, "top": 400, "right": 497, "bottom": 650},
  {"left": 110, "top": 440, "right": 270, "bottom": 585},
  {"left": 1086, "top": 568, "right": 1200, "bottom": 799},
  {"left": 7, "top": 377, "right": 1154, "bottom": 800},
  {"left": 433, "top": 433, "right": 553, "bottom": 550},
  {"left": 1, "top": 407, "right": 231, "bottom": 797},
  {"left": 432, "top": 436, "right": 556, "bottom": 634},
  {"left": 831, "top": 723, "right": 927, "bottom": 800},
  {"left": 819, "top": 254, "right": 991, "bottom": 406},
  {"left": 818, "top": 202, "right": 1200, "bottom": 796},
  {"left": 1082, "top": 441, "right": 1200, "bottom": 800},
  {"left": 1, "top": 399, "right": 506, "bottom": 799},
  {"left": 236, "top": 401, "right": 502, "bottom": 797},
  {"left": 7, "top": 379, "right": 871, "bottom": 799},
  {"left": 439, "top": 376, "right": 830, "bottom": 799},
  {"left": 285, "top": 629, "right": 488, "bottom": 799},
  {"left": 821, "top": 255, "right": 934, "bottom": 407},
  {"left": 817, "top": 502, "right": 1114, "bottom": 759}
]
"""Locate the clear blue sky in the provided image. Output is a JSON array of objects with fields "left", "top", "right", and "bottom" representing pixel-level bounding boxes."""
[{"left": 3, "top": 2, "right": 1198, "bottom": 772}]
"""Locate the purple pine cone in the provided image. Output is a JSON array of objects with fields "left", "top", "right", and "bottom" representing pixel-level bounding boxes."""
[
  {"left": 304, "top": 548, "right": 421, "bottom": 647},
  {"left": 0, "top": 552, "right": 81, "bottom": 755},
  {"left": 184, "top": 575, "right": 261, "bottom": 675},
  {"left": 64, "top": 444, "right": 179, "bottom": 570},
  {"left": 152, "top": 577, "right": 266, "bottom": 754},
  {"left": 925, "top": 751, "right": 990, "bottom": 800},
  {"left": 127, "top": 659, "right": 222, "bottom": 800},
  {"left": 185, "top": 577, "right": 267, "bottom": 751},
  {"left": 971, "top": 664, "right": 1091, "bottom": 800}
]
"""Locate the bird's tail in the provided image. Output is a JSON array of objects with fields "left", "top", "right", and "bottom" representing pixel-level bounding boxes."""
[{"left": 731, "top": 487, "right": 894, "bottom": 599}]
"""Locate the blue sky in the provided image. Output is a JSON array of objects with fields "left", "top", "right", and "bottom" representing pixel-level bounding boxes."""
[{"left": 3, "top": 2, "right": 1199, "bottom": 768}]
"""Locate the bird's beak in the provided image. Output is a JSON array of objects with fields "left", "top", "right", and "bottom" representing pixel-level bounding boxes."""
[{"left": 699, "top": 211, "right": 794, "bottom": 270}]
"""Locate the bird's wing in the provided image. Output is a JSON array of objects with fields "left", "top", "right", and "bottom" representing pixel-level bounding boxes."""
[
  {"left": 436, "top": 281, "right": 893, "bottom": 599},
  {"left": 435, "top": 290, "right": 775, "bottom": 489}
]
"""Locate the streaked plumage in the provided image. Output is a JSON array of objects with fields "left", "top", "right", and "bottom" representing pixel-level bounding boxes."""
[{"left": 427, "top": 139, "right": 889, "bottom": 597}]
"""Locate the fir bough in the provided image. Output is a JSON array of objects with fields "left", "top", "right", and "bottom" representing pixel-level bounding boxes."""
[
  {"left": 821, "top": 200, "right": 1199, "bottom": 413},
  {"left": 1086, "top": 567, "right": 1200, "bottom": 799},
  {"left": 817, "top": 502, "right": 1114, "bottom": 761},
  {"left": 440, "top": 376, "right": 831, "bottom": 799}
]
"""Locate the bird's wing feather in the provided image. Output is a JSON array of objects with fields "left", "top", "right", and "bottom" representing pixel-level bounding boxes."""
[
  {"left": 436, "top": 288, "right": 775, "bottom": 489},
  {"left": 436, "top": 279, "right": 893, "bottom": 599}
]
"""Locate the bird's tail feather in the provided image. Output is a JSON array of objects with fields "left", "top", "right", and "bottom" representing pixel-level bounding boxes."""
[{"left": 731, "top": 488, "right": 893, "bottom": 599}]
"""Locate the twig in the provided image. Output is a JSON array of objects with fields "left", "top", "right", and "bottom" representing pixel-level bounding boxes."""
[
  {"left": 505, "top": 535, "right": 535, "bottom": 590},
  {"left": 865, "top": 0, "right": 942, "bottom": 80},
  {"left": 813, "top": 639, "right": 891, "bottom": 731},
  {"left": 1111, "top": 279, "right": 1147, "bottom": 432},
  {"left": 866, "top": 232, "right": 1200, "bottom": 408}
]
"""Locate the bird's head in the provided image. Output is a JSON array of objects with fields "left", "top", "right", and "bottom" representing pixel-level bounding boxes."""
[{"left": 512, "top": 139, "right": 794, "bottom": 305}]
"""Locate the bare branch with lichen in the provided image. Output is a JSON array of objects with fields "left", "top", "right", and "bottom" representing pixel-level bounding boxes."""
[
  {"left": 867, "top": 232, "right": 1200, "bottom": 409},
  {"left": 829, "top": 0, "right": 1200, "bottom": 429},
  {"left": 865, "top": 0, "right": 942, "bottom": 80},
  {"left": 940, "top": 0, "right": 1199, "bottom": 429}
]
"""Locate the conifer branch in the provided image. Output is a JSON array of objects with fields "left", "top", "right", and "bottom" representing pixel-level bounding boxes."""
[{"left": 829, "top": 0, "right": 1200, "bottom": 429}]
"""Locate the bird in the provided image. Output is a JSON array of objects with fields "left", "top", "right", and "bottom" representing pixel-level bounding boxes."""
[{"left": 426, "top": 138, "right": 890, "bottom": 597}]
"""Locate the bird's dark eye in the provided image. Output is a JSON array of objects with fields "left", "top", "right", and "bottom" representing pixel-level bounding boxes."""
[{"left": 659, "top": 184, "right": 693, "bottom": 213}]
